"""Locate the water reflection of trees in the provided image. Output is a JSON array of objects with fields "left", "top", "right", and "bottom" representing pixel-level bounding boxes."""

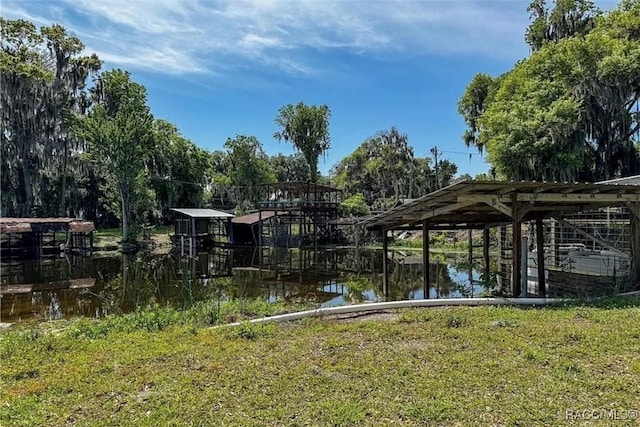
[
  {"left": 386, "top": 259, "right": 457, "bottom": 300},
  {"left": 3, "top": 247, "right": 491, "bottom": 323}
]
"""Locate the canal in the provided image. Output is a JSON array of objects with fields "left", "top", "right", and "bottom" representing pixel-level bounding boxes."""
[{"left": 0, "top": 247, "right": 493, "bottom": 324}]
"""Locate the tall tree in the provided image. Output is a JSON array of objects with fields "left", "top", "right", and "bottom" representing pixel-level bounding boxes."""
[
  {"left": 223, "top": 135, "right": 275, "bottom": 211},
  {"left": 274, "top": 102, "right": 331, "bottom": 182},
  {"left": 75, "top": 69, "right": 155, "bottom": 243},
  {"left": 0, "top": 19, "right": 101, "bottom": 217},
  {"left": 459, "top": 0, "right": 640, "bottom": 181}
]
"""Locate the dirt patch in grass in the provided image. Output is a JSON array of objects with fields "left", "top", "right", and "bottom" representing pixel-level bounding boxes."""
[{"left": 323, "top": 310, "right": 401, "bottom": 323}]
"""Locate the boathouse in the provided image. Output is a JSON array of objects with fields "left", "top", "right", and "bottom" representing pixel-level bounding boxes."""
[
  {"left": 170, "top": 208, "right": 234, "bottom": 253},
  {"left": 364, "top": 180, "right": 640, "bottom": 298},
  {"left": 231, "top": 211, "right": 285, "bottom": 246},
  {"left": 0, "top": 217, "right": 95, "bottom": 258}
]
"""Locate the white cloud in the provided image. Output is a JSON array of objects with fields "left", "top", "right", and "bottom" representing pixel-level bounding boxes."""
[{"left": 1, "top": 0, "right": 545, "bottom": 76}]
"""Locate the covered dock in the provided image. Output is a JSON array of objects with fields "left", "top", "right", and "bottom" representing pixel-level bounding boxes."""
[
  {"left": 364, "top": 180, "right": 640, "bottom": 297},
  {"left": 170, "top": 208, "right": 235, "bottom": 254},
  {"left": 0, "top": 217, "right": 95, "bottom": 258},
  {"left": 231, "top": 211, "right": 286, "bottom": 246}
]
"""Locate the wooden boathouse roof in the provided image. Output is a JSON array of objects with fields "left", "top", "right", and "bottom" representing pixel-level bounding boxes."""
[
  {"left": 0, "top": 218, "right": 95, "bottom": 234},
  {"left": 169, "top": 208, "right": 234, "bottom": 218},
  {"left": 232, "top": 211, "right": 283, "bottom": 225},
  {"left": 364, "top": 180, "right": 640, "bottom": 231}
]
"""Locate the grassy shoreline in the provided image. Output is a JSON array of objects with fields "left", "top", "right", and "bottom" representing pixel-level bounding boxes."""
[
  {"left": 93, "top": 226, "right": 172, "bottom": 252},
  {"left": 2, "top": 298, "right": 640, "bottom": 426}
]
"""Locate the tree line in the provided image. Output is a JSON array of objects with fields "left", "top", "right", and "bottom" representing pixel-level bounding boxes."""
[
  {"left": 459, "top": 0, "right": 640, "bottom": 181},
  {"left": 1, "top": 18, "right": 456, "bottom": 242},
  {"left": 6, "top": 1, "right": 636, "bottom": 243}
]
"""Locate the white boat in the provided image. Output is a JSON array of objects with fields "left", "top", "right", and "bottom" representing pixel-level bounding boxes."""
[
  {"left": 527, "top": 247, "right": 630, "bottom": 295},
  {"left": 560, "top": 250, "right": 630, "bottom": 276}
]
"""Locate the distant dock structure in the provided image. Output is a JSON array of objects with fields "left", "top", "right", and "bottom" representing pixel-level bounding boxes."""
[
  {"left": 257, "top": 181, "right": 342, "bottom": 247},
  {"left": 170, "top": 208, "right": 235, "bottom": 255},
  {"left": 0, "top": 217, "right": 95, "bottom": 258}
]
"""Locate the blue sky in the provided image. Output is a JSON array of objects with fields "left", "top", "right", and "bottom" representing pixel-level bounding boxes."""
[{"left": 3, "top": 0, "right": 617, "bottom": 177}]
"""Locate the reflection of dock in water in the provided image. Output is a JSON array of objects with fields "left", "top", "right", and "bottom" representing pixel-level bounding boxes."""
[
  {"left": 1, "top": 278, "right": 96, "bottom": 294},
  {"left": 0, "top": 255, "right": 99, "bottom": 322}
]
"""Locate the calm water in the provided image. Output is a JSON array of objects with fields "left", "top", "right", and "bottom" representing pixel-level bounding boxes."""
[{"left": 0, "top": 247, "right": 490, "bottom": 324}]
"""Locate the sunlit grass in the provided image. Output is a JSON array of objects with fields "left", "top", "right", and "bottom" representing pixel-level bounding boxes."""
[
  {"left": 94, "top": 226, "right": 173, "bottom": 248},
  {"left": 2, "top": 299, "right": 640, "bottom": 426}
]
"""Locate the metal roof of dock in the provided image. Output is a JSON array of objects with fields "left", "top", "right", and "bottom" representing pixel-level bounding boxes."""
[
  {"left": 598, "top": 175, "right": 640, "bottom": 186},
  {"left": 364, "top": 180, "right": 640, "bottom": 231},
  {"left": 169, "top": 208, "right": 234, "bottom": 218}
]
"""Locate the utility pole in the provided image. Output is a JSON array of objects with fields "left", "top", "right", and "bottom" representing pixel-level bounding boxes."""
[{"left": 430, "top": 146, "right": 441, "bottom": 190}]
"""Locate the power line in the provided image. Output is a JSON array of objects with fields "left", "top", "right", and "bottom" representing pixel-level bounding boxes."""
[{"left": 439, "top": 149, "right": 483, "bottom": 157}]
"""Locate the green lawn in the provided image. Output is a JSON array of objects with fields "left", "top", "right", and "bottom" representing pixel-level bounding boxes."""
[
  {"left": 93, "top": 226, "right": 173, "bottom": 249},
  {"left": 2, "top": 299, "right": 640, "bottom": 426}
]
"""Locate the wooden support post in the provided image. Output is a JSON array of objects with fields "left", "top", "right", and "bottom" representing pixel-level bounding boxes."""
[
  {"left": 37, "top": 232, "right": 43, "bottom": 258},
  {"left": 258, "top": 210, "right": 263, "bottom": 246},
  {"left": 382, "top": 230, "right": 389, "bottom": 298},
  {"left": 497, "top": 226, "right": 505, "bottom": 291},
  {"left": 483, "top": 227, "right": 490, "bottom": 278},
  {"left": 512, "top": 198, "right": 522, "bottom": 297},
  {"left": 521, "top": 236, "right": 528, "bottom": 297},
  {"left": 467, "top": 229, "right": 473, "bottom": 288},
  {"left": 298, "top": 212, "right": 303, "bottom": 248},
  {"left": 536, "top": 218, "right": 546, "bottom": 297},
  {"left": 422, "top": 220, "right": 430, "bottom": 299},
  {"left": 628, "top": 203, "right": 640, "bottom": 288},
  {"left": 190, "top": 217, "right": 196, "bottom": 256}
]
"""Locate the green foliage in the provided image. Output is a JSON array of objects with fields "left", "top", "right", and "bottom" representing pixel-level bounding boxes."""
[
  {"left": 0, "top": 19, "right": 101, "bottom": 217},
  {"left": 75, "top": 69, "right": 155, "bottom": 243},
  {"left": 457, "top": 73, "right": 497, "bottom": 151},
  {"left": 339, "top": 193, "right": 370, "bottom": 217},
  {"left": 223, "top": 135, "right": 276, "bottom": 208},
  {"left": 460, "top": 0, "right": 640, "bottom": 181},
  {"left": 525, "top": 0, "right": 600, "bottom": 52},
  {"left": 332, "top": 127, "right": 457, "bottom": 207},
  {"left": 274, "top": 102, "right": 331, "bottom": 182},
  {"left": 269, "top": 153, "right": 310, "bottom": 182},
  {"left": 149, "top": 119, "right": 212, "bottom": 221}
]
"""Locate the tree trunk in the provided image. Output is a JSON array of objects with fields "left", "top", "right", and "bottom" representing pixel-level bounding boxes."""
[
  {"left": 18, "top": 162, "right": 35, "bottom": 217},
  {"left": 60, "top": 141, "right": 68, "bottom": 217},
  {"left": 120, "top": 187, "right": 129, "bottom": 243},
  {"left": 309, "top": 158, "right": 319, "bottom": 183}
]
